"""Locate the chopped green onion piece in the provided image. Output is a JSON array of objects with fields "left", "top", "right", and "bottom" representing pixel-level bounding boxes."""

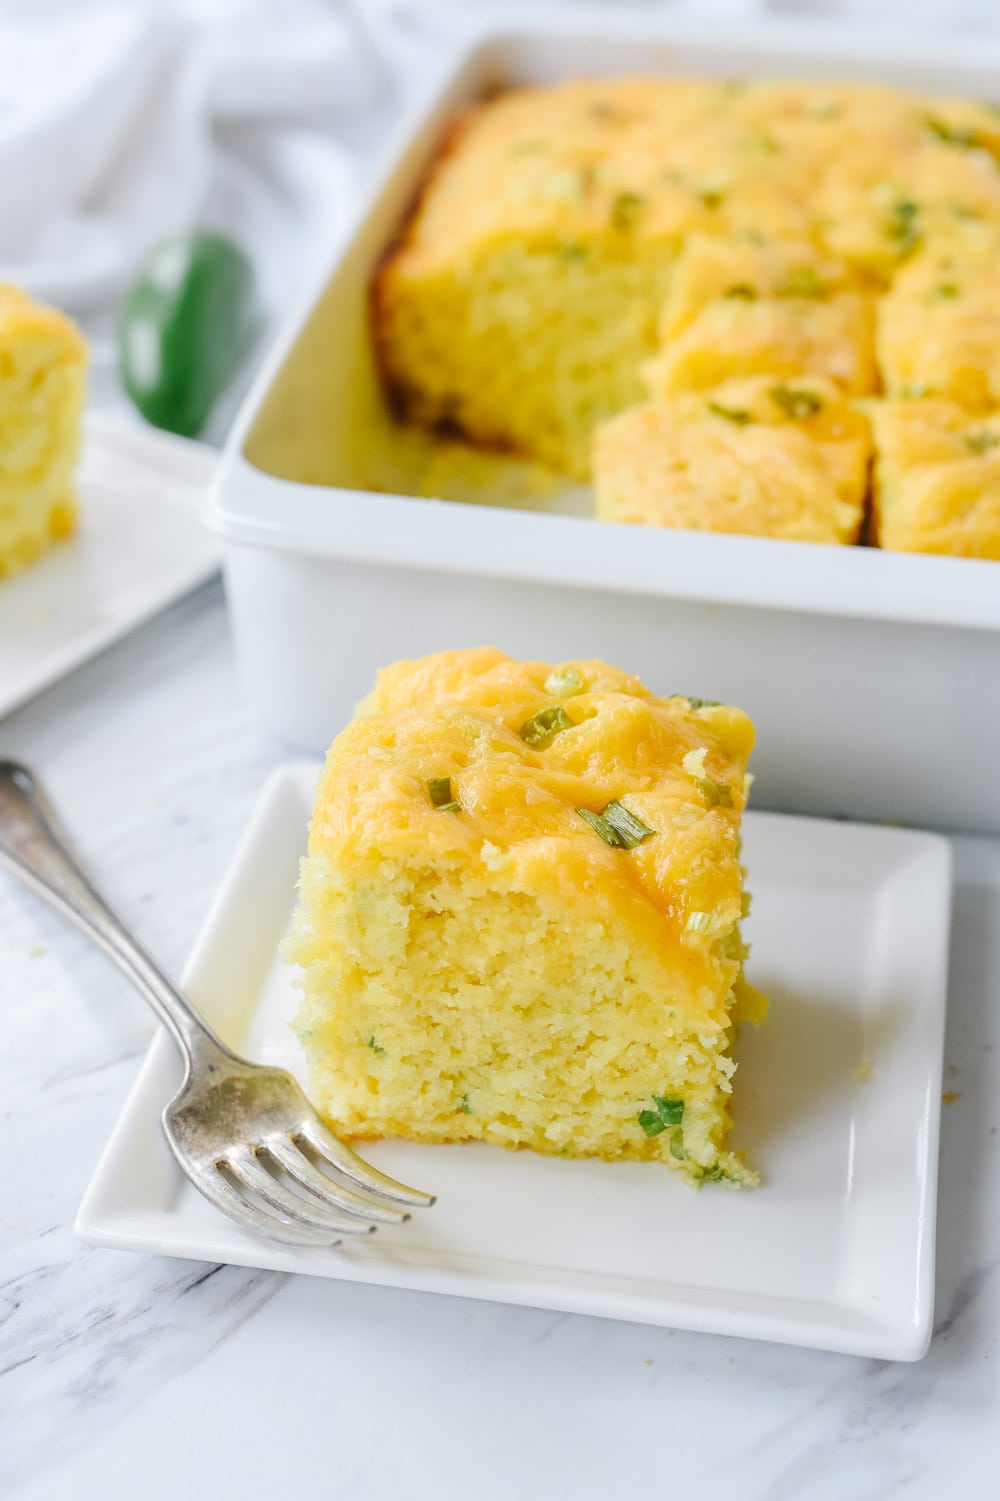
[
  {"left": 745, "top": 132, "right": 779, "bottom": 155},
  {"left": 888, "top": 198, "right": 920, "bottom": 227},
  {"left": 967, "top": 430, "right": 999, "bottom": 454},
  {"left": 698, "top": 1164, "right": 731, "bottom": 1183},
  {"left": 458, "top": 1092, "right": 472, "bottom": 1115},
  {"left": 686, "top": 910, "right": 728, "bottom": 936},
  {"left": 934, "top": 282, "right": 960, "bottom": 299},
  {"left": 708, "top": 401, "right": 754, "bottom": 425},
  {"left": 769, "top": 384, "right": 823, "bottom": 419},
  {"left": 681, "top": 696, "right": 721, "bottom": 710},
  {"left": 652, "top": 1094, "right": 685, "bottom": 1125},
  {"left": 925, "top": 116, "right": 980, "bottom": 148},
  {"left": 610, "top": 190, "right": 644, "bottom": 231},
  {"left": 697, "top": 777, "right": 734, "bottom": 810},
  {"left": 427, "top": 776, "right": 460, "bottom": 812},
  {"left": 545, "top": 665, "right": 586, "bottom": 696},
  {"left": 724, "top": 283, "right": 758, "bottom": 300},
  {"left": 578, "top": 802, "right": 653, "bottom": 849},
  {"left": 639, "top": 1110, "right": 667, "bottom": 1137},
  {"left": 520, "top": 705, "right": 574, "bottom": 748},
  {"left": 366, "top": 1036, "right": 385, "bottom": 1056},
  {"left": 602, "top": 800, "right": 654, "bottom": 848},
  {"left": 887, "top": 199, "right": 922, "bottom": 254},
  {"left": 669, "top": 1129, "right": 688, "bottom": 1162},
  {"left": 775, "top": 265, "right": 826, "bottom": 299},
  {"left": 577, "top": 808, "right": 626, "bottom": 847}
]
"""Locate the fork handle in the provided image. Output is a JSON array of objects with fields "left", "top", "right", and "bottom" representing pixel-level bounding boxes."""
[{"left": 0, "top": 760, "right": 233, "bottom": 1070}]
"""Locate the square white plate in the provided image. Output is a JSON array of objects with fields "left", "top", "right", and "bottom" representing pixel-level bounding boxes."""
[
  {"left": 0, "top": 413, "right": 219, "bottom": 719},
  {"left": 77, "top": 763, "right": 952, "bottom": 1360}
]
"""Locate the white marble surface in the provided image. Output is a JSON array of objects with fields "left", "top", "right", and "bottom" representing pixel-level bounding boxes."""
[{"left": 0, "top": 579, "right": 998, "bottom": 1499}]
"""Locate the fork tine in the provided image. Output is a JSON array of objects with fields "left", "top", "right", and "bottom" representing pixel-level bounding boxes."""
[
  {"left": 225, "top": 1149, "right": 377, "bottom": 1237},
  {"left": 187, "top": 1157, "right": 341, "bottom": 1248},
  {"left": 299, "top": 1120, "right": 436, "bottom": 1209},
  {"left": 267, "top": 1137, "right": 410, "bottom": 1225}
]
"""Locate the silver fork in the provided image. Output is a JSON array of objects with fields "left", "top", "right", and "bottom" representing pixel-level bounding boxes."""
[{"left": 0, "top": 760, "right": 433, "bottom": 1247}]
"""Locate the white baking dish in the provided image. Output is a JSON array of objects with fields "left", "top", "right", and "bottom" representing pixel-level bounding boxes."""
[{"left": 210, "top": 16, "right": 1000, "bottom": 834}]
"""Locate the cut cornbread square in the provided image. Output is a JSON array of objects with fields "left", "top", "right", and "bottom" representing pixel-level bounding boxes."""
[
  {"left": 0, "top": 284, "right": 87, "bottom": 578},
  {"left": 285, "top": 648, "right": 762, "bottom": 1187},
  {"left": 816, "top": 113, "right": 1000, "bottom": 282},
  {"left": 592, "top": 376, "right": 870, "bottom": 543},
  {"left": 871, "top": 398, "right": 1000, "bottom": 557},
  {"left": 877, "top": 223, "right": 1000, "bottom": 409},
  {"left": 643, "top": 237, "right": 877, "bottom": 398}
]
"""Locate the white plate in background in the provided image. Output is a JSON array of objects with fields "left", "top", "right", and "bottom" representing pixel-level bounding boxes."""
[
  {"left": 0, "top": 413, "right": 219, "bottom": 719},
  {"left": 77, "top": 763, "right": 952, "bottom": 1361}
]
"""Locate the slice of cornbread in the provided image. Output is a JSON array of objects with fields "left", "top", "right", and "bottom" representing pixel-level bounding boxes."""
[
  {"left": 592, "top": 376, "right": 870, "bottom": 543},
  {"left": 871, "top": 398, "right": 1000, "bottom": 557},
  {"left": 286, "top": 648, "right": 761, "bottom": 1186},
  {"left": 643, "top": 237, "right": 877, "bottom": 398},
  {"left": 0, "top": 285, "right": 87, "bottom": 578},
  {"left": 877, "top": 224, "right": 1000, "bottom": 409}
]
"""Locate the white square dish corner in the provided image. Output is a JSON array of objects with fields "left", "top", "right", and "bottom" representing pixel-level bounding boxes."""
[{"left": 77, "top": 763, "right": 952, "bottom": 1361}]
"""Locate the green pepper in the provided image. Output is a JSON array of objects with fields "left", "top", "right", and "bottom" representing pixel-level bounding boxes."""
[{"left": 119, "top": 232, "right": 255, "bottom": 438}]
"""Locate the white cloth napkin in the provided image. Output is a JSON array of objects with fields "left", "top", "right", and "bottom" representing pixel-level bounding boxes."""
[
  {"left": 0, "top": 0, "right": 435, "bottom": 423},
  {"left": 0, "top": 0, "right": 402, "bottom": 314}
]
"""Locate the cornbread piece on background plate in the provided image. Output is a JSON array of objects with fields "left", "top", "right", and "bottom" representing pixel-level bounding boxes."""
[
  {"left": 0, "top": 285, "right": 87, "bottom": 578},
  {"left": 877, "top": 223, "right": 1000, "bottom": 409},
  {"left": 871, "top": 398, "right": 1000, "bottom": 558},
  {"left": 286, "top": 649, "right": 764, "bottom": 1187},
  {"left": 592, "top": 376, "right": 870, "bottom": 543},
  {"left": 642, "top": 236, "right": 878, "bottom": 398}
]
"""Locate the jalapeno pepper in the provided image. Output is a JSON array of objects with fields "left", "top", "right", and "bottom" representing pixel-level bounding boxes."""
[{"left": 119, "top": 232, "right": 255, "bottom": 438}]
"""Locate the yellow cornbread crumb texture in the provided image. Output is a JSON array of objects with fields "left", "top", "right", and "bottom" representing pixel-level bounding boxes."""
[
  {"left": 0, "top": 285, "right": 87, "bottom": 578},
  {"left": 286, "top": 648, "right": 761, "bottom": 1186},
  {"left": 375, "top": 76, "right": 1000, "bottom": 554}
]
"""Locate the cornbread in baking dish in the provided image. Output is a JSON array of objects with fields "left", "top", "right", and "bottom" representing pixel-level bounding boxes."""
[
  {"left": 286, "top": 648, "right": 762, "bottom": 1186},
  {"left": 592, "top": 377, "right": 870, "bottom": 544},
  {"left": 643, "top": 237, "right": 878, "bottom": 399},
  {"left": 0, "top": 285, "right": 86, "bottom": 578},
  {"left": 871, "top": 399, "right": 1000, "bottom": 558},
  {"left": 373, "top": 75, "right": 1000, "bottom": 494}
]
